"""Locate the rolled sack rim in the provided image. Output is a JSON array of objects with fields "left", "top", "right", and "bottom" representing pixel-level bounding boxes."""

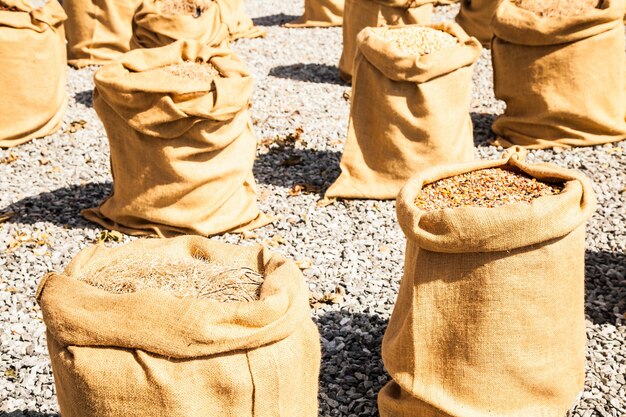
[{"left": 0, "top": 0, "right": 66, "bottom": 31}]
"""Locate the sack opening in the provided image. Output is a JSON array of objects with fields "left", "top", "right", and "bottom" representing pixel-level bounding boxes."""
[
  {"left": 160, "top": 60, "right": 223, "bottom": 81},
  {"left": 157, "top": 0, "right": 212, "bottom": 17},
  {"left": 513, "top": 0, "right": 601, "bottom": 17},
  {"left": 374, "top": 25, "right": 458, "bottom": 56}
]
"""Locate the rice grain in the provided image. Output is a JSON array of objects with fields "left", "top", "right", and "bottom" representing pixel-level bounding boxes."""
[
  {"left": 513, "top": 0, "right": 600, "bottom": 17},
  {"left": 376, "top": 26, "right": 457, "bottom": 56}
]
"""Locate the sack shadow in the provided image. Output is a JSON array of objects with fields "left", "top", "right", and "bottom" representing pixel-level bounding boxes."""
[
  {"left": 73, "top": 90, "right": 93, "bottom": 108},
  {"left": 268, "top": 63, "right": 348, "bottom": 86},
  {"left": 315, "top": 310, "right": 388, "bottom": 416},
  {"left": 0, "top": 412, "right": 59, "bottom": 417},
  {"left": 252, "top": 13, "right": 298, "bottom": 26},
  {"left": 470, "top": 112, "right": 497, "bottom": 147},
  {"left": 0, "top": 182, "right": 111, "bottom": 229},
  {"left": 585, "top": 249, "right": 625, "bottom": 326}
]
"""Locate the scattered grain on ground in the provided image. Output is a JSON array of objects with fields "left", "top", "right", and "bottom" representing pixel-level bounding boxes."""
[{"left": 377, "top": 26, "right": 457, "bottom": 56}]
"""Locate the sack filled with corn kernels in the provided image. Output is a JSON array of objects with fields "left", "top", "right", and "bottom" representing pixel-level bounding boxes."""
[
  {"left": 455, "top": 0, "right": 501, "bottom": 46},
  {"left": 82, "top": 40, "right": 270, "bottom": 237},
  {"left": 491, "top": 0, "right": 626, "bottom": 149},
  {"left": 379, "top": 150, "right": 596, "bottom": 417},
  {"left": 214, "top": 0, "right": 265, "bottom": 40},
  {"left": 37, "top": 235, "right": 321, "bottom": 417},
  {"left": 338, "top": 0, "right": 434, "bottom": 83},
  {"left": 130, "top": 0, "right": 229, "bottom": 49},
  {"left": 0, "top": 0, "right": 67, "bottom": 148},
  {"left": 326, "top": 23, "right": 481, "bottom": 200},
  {"left": 285, "top": 0, "right": 344, "bottom": 28},
  {"left": 63, "top": 0, "right": 141, "bottom": 68}
]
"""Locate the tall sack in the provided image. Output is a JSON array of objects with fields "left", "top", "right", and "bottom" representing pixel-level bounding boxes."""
[
  {"left": 455, "top": 0, "right": 501, "bottom": 46},
  {"left": 284, "top": 0, "right": 344, "bottom": 28},
  {"left": 64, "top": 0, "right": 141, "bottom": 68},
  {"left": 214, "top": 0, "right": 265, "bottom": 40},
  {"left": 338, "top": 0, "right": 434, "bottom": 82},
  {"left": 82, "top": 40, "right": 269, "bottom": 237},
  {"left": 326, "top": 23, "right": 481, "bottom": 200},
  {"left": 491, "top": 0, "right": 626, "bottom": 149},
  {"left": 0, "top": 0, "right": 67, "bottom": 148},
  {"left": 130, "top": 0, "right": 229, "bottom": 49},
  {"left": 38, "top": 236, "right": 321, "bottom": 417},
  {"left": 379, "top": 153, "right": 597, "bottom": 417}
]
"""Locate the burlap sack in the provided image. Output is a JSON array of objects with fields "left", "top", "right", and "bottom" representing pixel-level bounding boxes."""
[
  {"left": 491, "top": 0, "right": 626, "bottom": 149},
  {"left": 284, "top": 0, "right": 344, "bottom": 28},
  {"left": 37, "top": 236, "right": 321, "bottom": 417},
  {"left": 0, "top": 0, "right": 67, "bottom": 148},
  {"left": 82, "top": 40, "right": 269, "bottom": 237},
  {"left": 130, "top": 0, "right": 229, "bottom": 49},
  {"left": 214, "top": 0, "right": 265, "bottom": 40},
  {"left": 64, "top": 0, "right": 141, "bottom": 68},
  {"left": 455, "top": 0, "right": 501, "bottom": 46},
  {"left": 379, "top": 152, "right": 597, "bottom": 417},
  {"left": 326, "top": 23, "right": 481, "bottom": 200},
  {"left": 338, "top": 0, "right": 434, "bottom": 82}
]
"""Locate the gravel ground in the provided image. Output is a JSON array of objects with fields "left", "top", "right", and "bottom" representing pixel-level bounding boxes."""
[{"left": 1, "top": 1, "right": 625, "bottom": 416}]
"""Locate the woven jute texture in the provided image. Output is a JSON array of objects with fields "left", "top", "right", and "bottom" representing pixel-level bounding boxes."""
[
  {"left": 0, "top": 0, "right": 67, "bottom": 147},
  {"left": 379, "top": 151, "right": 597, "bottom": 417},
  {"left": 285, "top": 0, "right": 344, "bottom": 28},
  {"left": 326, "top": 23, "right": 481, "bottom": 200},
  {"left": 455, "top": 0, "right": 501, "bottom": 46},
  {"left": 37, "top": 236, "right": 321, "bottom": 417}
]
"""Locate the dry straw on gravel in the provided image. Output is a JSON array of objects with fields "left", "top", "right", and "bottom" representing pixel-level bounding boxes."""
[
  {"left": 76, "top": 256, "right": 264, "bottom": 301},
  {"left": 376, "top": 26, "right": 457, "bottom": 56},
  {"left": 415, "top": 167, "right": 564, "bottom": 210},
  {"left": 157, "top": 0, "right": 210, "bottom": 16},
  {"left": 513, "top": 0, "right": 600, "bottom": 17},
  {"left": 161, "top": 61, "right": 222, "bottom": 82}
]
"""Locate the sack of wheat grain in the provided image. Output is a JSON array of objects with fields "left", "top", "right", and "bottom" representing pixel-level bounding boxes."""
[
  {"left": 338, "top": 0, "right": 434, "bottom": 83},
  {"left": 0, "top": 0, "right": 67, "bottom": 147},
  {"left": 285, "top": 0, "right": 344, "bottom": 28},
  {"left": 491, "top": 0, "right": 626, "bottom": 149},
  {"left": 37, "top": 235, "right": 321, "bottom": 417},
  {"left": 82, "top": 40, "right": 269, "bottom": 237},
  {"left": 455, "top": 0, "right": 501, "bottom": 46},
  {"left": 379, "top": 149, "right": 596, "bottom": 416},
  {"left": 326, "top": 23, "right": 480, "bottom": 200},
  {"left": 214, "top": 0, "right": 265, "bottom": 40}
]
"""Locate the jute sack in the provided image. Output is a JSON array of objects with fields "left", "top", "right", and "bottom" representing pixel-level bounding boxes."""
[
  {"left": 37, "top": 236, "right": 321, "bottom": 417},
  {"left": 82, "top": 40, "right": 269, "bottom": 237},
  {"left": 326, "top": 23, "right": 481, "bottom": 200},
  {"left": 491, "top": 0, "right": 626, "bottom": 149},
  {"left": 379, "top": 151, "right": 597, "bottom": 417},
  {"left": 64, "top": 0, "right": 141, "bottom": 68},
  {"left": 130, "top": 0, "right": 229, "bottom": 49},
  {"left": 455, "top": 0, "right": 501, "bottom": 46},
  {"left": 338, "top": 0, "right": 434, "bottom": 82},
  {"left": 0, "top": 0, "right": 67, "bottom": 148},
  {"left": 284, "top": 0, "right": 344, "bottom": 28},
  {"left": 214, "top": 0, "right": 265, "bottom": 40}
]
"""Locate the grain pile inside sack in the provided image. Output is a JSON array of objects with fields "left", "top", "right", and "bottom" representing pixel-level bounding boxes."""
[
  {"left": 63, "top": 0, "right": 141, "bottom": 68},
  {"left": 131, "top": 0, "right": 229, "bottom": 49},
  {"left": 455, "top": 0, "right": 501, "bottom": 46},
  {"left": 82, "top": 40, "right": 270, "bottom": 238},
  {"left": 326, "top": 23, "right": 481, "bottom": 200},
  {"left": 379, "top": 151, "right": 596, "bottom": 417},
  {"left": 37, "top": 236, "right": 321, "bottom": 417},
  {"left": 491, "top": 0, "right": 626, "bottom": 149},
  {"left": 285, "top": 0, "right": 344, "bottom": 28},
  {"left": 0, "top": 0, "right": 67, "bottom": 148},
  {"left": 338, "top": 0, "right": 434, "bottom": 82},
  {"left": 214, "top": 0, "right": 265, "bottom": 40}
]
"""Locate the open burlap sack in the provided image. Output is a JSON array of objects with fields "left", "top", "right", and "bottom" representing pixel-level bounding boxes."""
[
  {"left": 214, "top": 0, "right": 265, "bottom": 40},
  {"left": 130, "top": 0, "right": 229, "bottom": 49},
  {"left": 491, "top": 0, "right": 626, "bottom": 149},
  {"left": 455, "top": 0, "right": 501, "bottom": 46},
  {"left": 285, "top": 0, "right": 344, "bottom": 28},
  {"left": 0, "top": 0, "right": 67, "bottom": 148},
  {"left": 64, "top": 0, "right": 141, "bottom": 68},
  {"left": 37, "top": 236, "right": 321, "bottom": 417},
  {"left": 82, "top": 40, "right": 269, "bottom": 237},
  {"left": 379, "top": 151, "right": 597, "bottom": 417},
  {"left": 326, "top": 23, "right": 481, "bottom": 200},
  {"left": 338, "top": 0, "right": 434, "bottom": 82}
]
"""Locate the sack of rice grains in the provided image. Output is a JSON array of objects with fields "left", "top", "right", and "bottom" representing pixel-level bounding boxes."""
[
  {"left": 37, "top": 236, "right": 321, "bottom": 417},
  {"left": 130, "top": 0, "right": 229, "bottom": 49},
  {"left": 379, "top": 149, "right": 596, "bottom": 417},
  {"left": 491, "top": 0, "right": 626, "bottom": 149},
  {"left": 82, "top": 40, "right": 270, "bottom": 237},
  {"left": 64, "top": 0, "right": 141, "bottom": 68},
  {"left": 0, "top": 0, "right": 67, "bottom": 148},
  {"left": 338, "top": 0, "right": 434, "bottom": 82},
  {"left": 214, "top": 0, "right": 265, "bottom": 40},
  {"left": 455, "top": 0, "right": 501, "bottom": 46},
  {"left": 326, "top": 23, "right": 481, "bottom": 200},
  {"left": 284, "top": 0, "right": 344, "bottom": 28}
]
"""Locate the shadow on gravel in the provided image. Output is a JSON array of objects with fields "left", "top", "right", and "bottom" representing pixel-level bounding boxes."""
[
  {"left": 0, "top": 412, "right": 59, "bottom": 417},
  {"left": 252, "top": 13, "right": 298, "bottom": 26},
  {"left": 585, "top": 250, "right": 625, "bottom": 326},
  {"left": 471, "top": 112, "right": 497, "bottom": 147},
  {"left": 0, "top": 182, "right": 111, "bottom": 229},
  {"left": 315, "top": 310, "right": 388, "bottom": 416},
  {"left": 73, "top": 90, "right": 93, "bottom": 108},
  {"left": 269, "top": 63, "right": 347, "bottom": 86}
]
